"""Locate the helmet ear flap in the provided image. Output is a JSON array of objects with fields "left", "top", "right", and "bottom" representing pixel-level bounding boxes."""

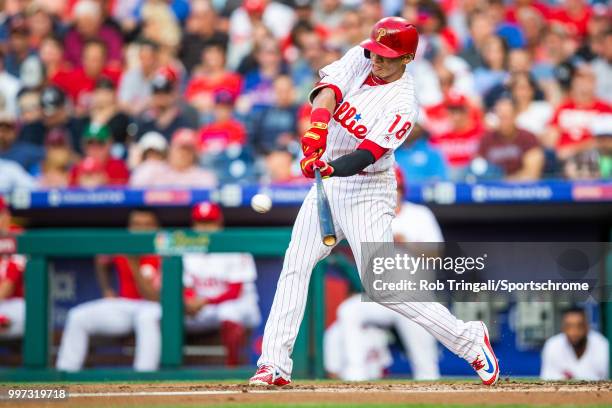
[{"left": 364, "top": 49, "right": 371, "bottom": 59}]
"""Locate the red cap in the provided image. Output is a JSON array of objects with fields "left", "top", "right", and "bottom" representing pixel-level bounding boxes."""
[
  {"left": 244, "top": 0, "right": 265, "bottom": 14},
  {"left": 192, "top": 202, "right": 223, "bottom": 223},
  {"left": 394, "top": 166, "right": 405, "bottom": 191},
  {"left": 0, "top": 196, "right": 7, "bottom": 212},
  {"left": 171, "top": 128, "right": 198, "bottom": 147},
  {"left": 445, "top": 92, "right": 468, "bottom": 109}
]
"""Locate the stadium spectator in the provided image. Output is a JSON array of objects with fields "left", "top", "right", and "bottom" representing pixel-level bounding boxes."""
[
  {"left": 147, "top": 128, "right": 217, "bottom": 188},
  {"left": 17, "top": 86, "right": 86, "bottom": 155},
  {"left": 0, "top": 158, "right": 36, "bottom": 191},
  {"left": 117, "top": 39, "right": 161, "bottom": 116},
  {"left": 395, "top": 125, "right": 449, "bottom": 183},
  {"left": 487, "top": 0, "right": 526, "bottom": 49},
  {"left": 426, "top": 93, "right": 484, "bottom": 180},
  {"left": 129, "top": 131, "right": 169, "bottom": 187},
  {"left": 178, "top": 0, "right": 228, "bottom": 75},
  {"left": 0, "top": 196, "right": 26, "bottom": 340},
  {"left": 198, "top": 91, "right": 246, "bottom": 154},
  {"left": 477, "top": 98, "right": 545, "bottom": 181},
  {"left": 63, "top": 0, "right": 123, "bottom": 68},
  {"left": 139, "top": 0, "right": 182, "bottom": 50},
  {"left": 25, "top": 3, "right": 61, "bottom": 49},
  {"left": 240, "top": 40, "right": 287, "bottom": 111},
  {"left": 185, "top": 42, "right": 242, "bottom": 119},
  {"left": 541, "top": 307, "right": 609, "bottom": 381},
  {"left": 545, "top": 66, "right": 612, "bottom": 163},
  {"left": 145, "top": 202, "right": 261, "bottom": 369},
  {"left": 56, "top": 208, "right": 162, "bottom": 372},
  {"left": 226, "top": 0, "right": 295, "bottom": 70},
  {"left": 263, "top": 148, "right": 304, "bottom": 184},
  {"left": 473, "top": 35, "right": 509, "bottom": 97},
  {"left": 40, "top": 35, "right": 73, "bottom": 86},
  {"left": 313, "top": 0, "right": 345, "bottom": 32},
  {"left": 37, "top": 128, "right": 76, "bottom": 188},
  {"left": 88, "top": 78, "right": 130, "bottom": 146},
  {"left": 133, "top": 68, "right": 198, "bottom": 140},
  {"left": 591, "top": 28, "right": 611, "bottom": 104},
  {"left": 4, "top": 14, "right": 43, "bottom": 87},
  {"left": 459, "top": 11, "right": 495, "bottom": 69},
  {"left": 508, "top": 73, "right": 553, "bottom": 138},
  {"left": 333, "top": 9, "right": 366, "bottom": 51},
  {"left": 0, "top": 110, "right": 44, "bottom": 174},
  {"left": 290, "top": 25, "right": 327, "bottom": 102},
  {"left": 69, "top": 123, "right": 129, "bottom": 186},
  {"left": 54, "top": 39, "right": 121, "bottom": 114},
  {"left": 16, "top": 88, "right": 42, "bottom": 126},
  {"left": 0, "top": 49, "right": 21, "bottom": 116},
  {"left": 249, "top": 75, "right": 298, "bottom": 155},
  {"left": 550, "top": 0, "right": 593, "bottom": 41}
]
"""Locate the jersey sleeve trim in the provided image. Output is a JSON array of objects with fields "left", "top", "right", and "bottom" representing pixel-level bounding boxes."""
[
  {"left": 308, "top": 82, "right": 343, "bottom": 106},
  {"left": 357, "top": 139, "right": 389, "bottom": 161}
]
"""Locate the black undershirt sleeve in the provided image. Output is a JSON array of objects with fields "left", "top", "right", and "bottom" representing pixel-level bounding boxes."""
[{"left": 328, "top": 149, "right": 376, "bottom": 177}]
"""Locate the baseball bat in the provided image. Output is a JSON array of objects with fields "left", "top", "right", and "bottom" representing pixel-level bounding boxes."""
[{"left": 315, "top": 168, "right": 337, "bottom": 247}]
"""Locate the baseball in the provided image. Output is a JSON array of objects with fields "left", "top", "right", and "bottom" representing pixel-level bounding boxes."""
[{"left": 251, "top": 193, "right": 272, "bottom": 213}]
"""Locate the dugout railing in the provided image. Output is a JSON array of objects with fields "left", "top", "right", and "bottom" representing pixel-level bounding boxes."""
[{"left": 0, "top": 228, "right": 330, "bottom": 381}]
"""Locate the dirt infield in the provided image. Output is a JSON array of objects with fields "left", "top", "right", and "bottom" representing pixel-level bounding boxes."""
[{"left": 2, "top": 380, "right": 611, "bottom": 407}]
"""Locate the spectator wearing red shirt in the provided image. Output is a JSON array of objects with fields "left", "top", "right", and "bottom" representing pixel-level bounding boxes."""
[
  {"left": 69, "top": 123, "right": 129, "bottom": 186},
  {"left": 426, "top": 93, "right": 484, "bottom": 180},
  {"left": 477, "top": 98, "right": 545, "bottom": 181},
  {"left": 198, "top": 91, "right": 246, "bottom": 154},
  {"left": 54, "top": 39, "right": 121, "bottom": 115},
  {"left": 56, "top": 208, "right": 162, "bottom": 372},
  {"left": 550, "top": 0, "right": 593, "bottom": 40},
  {"left": 185, "top": 43, "right": 243, "bottom": 118},
  {"left": 546, "top": 66, "right": 612, "bottom": 161},
  {"left": 0, "top": 196, "right": 26, "bottom": 339},
  {"left": 63, "top": 0, "right": 123, "bottom": 68}
]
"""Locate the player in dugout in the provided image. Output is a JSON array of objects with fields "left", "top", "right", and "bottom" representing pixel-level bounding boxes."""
[
  {"left": 144, "top": 202, "right": 260, "bottom": 370},
  {"left": 0, "top": 196, "right": 26, "bottom": 340},
  {"left": 56, "top": 208, "right": 161, "bottom": 371}
]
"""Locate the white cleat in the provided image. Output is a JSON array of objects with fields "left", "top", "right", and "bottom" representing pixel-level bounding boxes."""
[{"left": 470, "top": 322, "right": 500, "bottom": 385}]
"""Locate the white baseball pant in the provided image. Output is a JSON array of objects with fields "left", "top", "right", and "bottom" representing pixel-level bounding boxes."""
[
  {"left": 56, "top": 298, "right": 160, "bottom": 372},
  {"left": 258, "top": 171, "right": 484, "bottom": 377},
  {"left": 0, "top": 298, "right": 25, "bottom": 339}
]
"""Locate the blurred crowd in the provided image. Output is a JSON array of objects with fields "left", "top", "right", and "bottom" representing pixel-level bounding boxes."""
[{"left": 0, "top": 0, "right": 610, "bottom": 191}]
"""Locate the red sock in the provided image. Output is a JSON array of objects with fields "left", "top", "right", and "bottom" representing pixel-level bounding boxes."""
[{"left": 220, "top": 321, "right": 245, "bottom": 367}]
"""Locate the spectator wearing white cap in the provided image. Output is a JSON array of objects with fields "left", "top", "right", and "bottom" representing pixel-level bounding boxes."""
[
  {"left": 129, "top": 131, "right": 169, "bottom": 187},
  {"left": 131, "top": 129, "right": 217, "bottom": 188}
]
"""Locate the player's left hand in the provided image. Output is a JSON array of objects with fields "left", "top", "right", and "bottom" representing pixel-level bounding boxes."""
[{"left": 300, "top": 155, "right": 334, "bottom": 178}]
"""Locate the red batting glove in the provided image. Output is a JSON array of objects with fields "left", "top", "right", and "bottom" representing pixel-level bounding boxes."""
[
  {"left": 301, "top": 108, "right": 331, "bottom": 158},
  {"left": 300, "top": 155, "right": 334, "bottom": 179}
]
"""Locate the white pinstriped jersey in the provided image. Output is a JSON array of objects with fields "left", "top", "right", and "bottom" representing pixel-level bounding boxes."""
[{"left": 309, "top": 46, "right": 419, "bottom": 173}]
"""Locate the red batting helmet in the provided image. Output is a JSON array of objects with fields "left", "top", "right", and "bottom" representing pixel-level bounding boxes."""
[
  {"left": 360, "top": 17, "right": 419, "bottom": 59},
  {"left": 192, "top": 202, "right": 223, "bottom": 223}
]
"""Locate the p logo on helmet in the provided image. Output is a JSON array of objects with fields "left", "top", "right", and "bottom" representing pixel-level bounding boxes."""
[{"left": 376, "top": 28, "right": 387, "bottom": 42}]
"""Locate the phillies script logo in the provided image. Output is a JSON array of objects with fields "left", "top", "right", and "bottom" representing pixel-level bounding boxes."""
[{"left": 333, "top": 101, "right": 368, "bottom": 139}]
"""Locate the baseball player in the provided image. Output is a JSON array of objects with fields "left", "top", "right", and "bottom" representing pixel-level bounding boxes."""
[
  {"left": 250, "top": 17, "right": 499, "bottom": 386},
  {"left": 324, "top": 167, "right": 441, "bottom": 381},
  {"left": 144, "top": 202, "right": 261, "bottom": 369},
  {"left": 56, "top": 208, "right": 162, "bottom": 372},
  {"left": 0, "top": 196, "right": 25, "bottom": 339}
]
